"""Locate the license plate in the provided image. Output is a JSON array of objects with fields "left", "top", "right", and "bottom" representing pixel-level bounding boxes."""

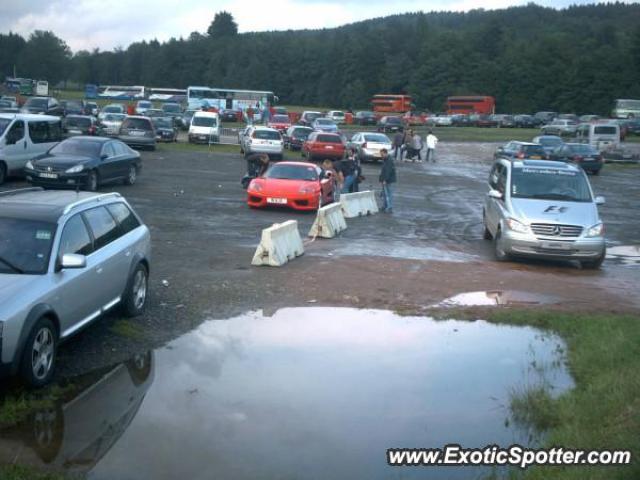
[
  {"left": 39, "top": 172, "right": 58, "bottom": 179},
  {"left": 541, "top": 241, "right": 571, "bottom": 250},
  {"left": 69, "top": 129, "right": 81, "bottom": 134},
  {"left": 325, "top": 145, "right": 334, "bottom": 149},
  {"left": 130, "top": 131, "right": 146, "bottom": 136},
  {"left": 267, "top": 197, "right": 287, "bottom": 204},
  {"left": 530, "top": 155, "right": 541, "bottom": 159}
]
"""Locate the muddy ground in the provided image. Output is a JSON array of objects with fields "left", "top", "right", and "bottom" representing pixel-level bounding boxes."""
[{"left": 1, "top": 142, "right": 639, "bottom": 378}]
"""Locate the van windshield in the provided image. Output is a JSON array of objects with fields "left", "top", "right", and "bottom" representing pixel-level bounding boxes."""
[
  {"left": 511, "top": 167, "right": 592, "bottom": 202},
  {"left": 192, "top": 116, "right": 217, "bottom": 127},
  {"left": 0, "top": 118, "right": 10, "bottom": 135}
]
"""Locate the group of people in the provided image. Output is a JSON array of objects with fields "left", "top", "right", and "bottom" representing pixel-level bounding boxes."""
[
  {"left": 392, "top": 129, "right": 438, "bottom": 163},
  {"left": 322, "top": 149, "right": 363, "bottom": 196}
]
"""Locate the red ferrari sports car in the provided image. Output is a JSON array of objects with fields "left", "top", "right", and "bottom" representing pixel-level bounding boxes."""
[{"left": 247, "top": 161, "right": 335, "bottom": 211}]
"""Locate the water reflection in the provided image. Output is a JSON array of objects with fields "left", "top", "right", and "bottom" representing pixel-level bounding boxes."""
[
  {"left": 87, "top": 308, "right": 572, "bottom": 480},
  {"left": 0, "top": 352, "right": 154, "bottom": 475},
  {"left": 436, "top": 290, "right": 558, "bottom": 307}
]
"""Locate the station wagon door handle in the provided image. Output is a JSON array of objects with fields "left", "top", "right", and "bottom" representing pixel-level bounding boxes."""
[
  {"left": 125, "top": 250, "right": 131, "bottom": 257},
  {"left": 96, "top": 267, "right": 103, "bottom": 274}
]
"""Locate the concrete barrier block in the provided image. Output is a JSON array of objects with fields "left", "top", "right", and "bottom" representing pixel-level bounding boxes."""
[
  {"left": 308, "top": 202, "right": 347, "bottom": 238},
  {"left": 340, "top": 191, "right": 379, "bottom": 218},
  {"left": 252, "top": 220, "right": 304, "bottom": 266}
]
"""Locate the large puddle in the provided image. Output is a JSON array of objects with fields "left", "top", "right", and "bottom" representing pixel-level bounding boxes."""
[{"left": 1, "top": 308, "right": 573, "bottom": 479}]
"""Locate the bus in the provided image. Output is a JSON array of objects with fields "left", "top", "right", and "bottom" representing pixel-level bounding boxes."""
[
  {"left": 149, "top": 87, "right": 187, "bottom": 103},
  {"left": 5, "top": 77, "right": 34, "bottom": 96},
  {"left": 186, "top": 86, "right": 277, "bottom": 112},
  {"left": 446, "top": 96, "right": 495, "bottom": 115},
  {"left": 371, "top": 94, "right": 414, "bottom": 114},
  {"left": 98, "top": 85, "right": 146, "bottom": 100},
  {"left": 612, "top": 99, "right": 640, "bottom": 119}
]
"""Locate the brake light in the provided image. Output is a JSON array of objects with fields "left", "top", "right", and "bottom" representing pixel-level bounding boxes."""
[
  {"left": 362, "top": 142, "right": 367, "bottom": 149},
  {"left": 89, "top": 125, "right": 96, "bottom": 135},
  {"left": 573, "top": 155, "right": 583, "bottom": 162},
  {"left": 517, "top": 152, "right": 525, "bottom": 159}
]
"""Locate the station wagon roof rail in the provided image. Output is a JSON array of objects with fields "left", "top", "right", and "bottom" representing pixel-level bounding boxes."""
[{"left": 63, "top": 192, "right": 122, "bottom": 214}]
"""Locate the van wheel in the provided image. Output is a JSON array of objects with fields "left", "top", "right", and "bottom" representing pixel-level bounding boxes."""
[
  {"left": 581, "top": 251, "right": 606, "bottom": 269},
  {"left": 494, "top": 229, "right": 510, "bottom": 262},
  {"left": 86, "top": 170, "right": 99, "bottom": 192},
  {"left": 20, "top": 317, "right": 58, "bottom": 388},
  {"left": 0, "top": 163, "right": 6, "bottom": 185}
]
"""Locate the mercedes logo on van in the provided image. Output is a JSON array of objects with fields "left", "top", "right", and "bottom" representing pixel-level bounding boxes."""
[
  {"left": 47, "top": 166, "right": 52, "bottom": 172},
  {"left": 552, "top": 226, "right": 561, "bottom": 236}
]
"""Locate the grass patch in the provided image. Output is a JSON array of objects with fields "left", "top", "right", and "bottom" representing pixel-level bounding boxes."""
[
  {"left": 0, "top": 465, "right": 68, "bottom": 480},
  {"left": 481, "top": 309, "right": 640, "bottom": 480},
  {"left": 509, "top": 384, "right": 561, "bottom": 433},
  {"left": 109, "top": 319, "right": 144, "bottom": 340},
  {"left": 0, "top": 384, "right": 73, "bottom": 427}
]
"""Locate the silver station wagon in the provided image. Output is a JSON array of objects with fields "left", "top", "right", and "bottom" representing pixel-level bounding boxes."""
[
  {"left": 0, "top": 188, "right": 151, "bottom": 386},
  {"left": 483, "top": 159, "right": 606, "bottom": 268}
]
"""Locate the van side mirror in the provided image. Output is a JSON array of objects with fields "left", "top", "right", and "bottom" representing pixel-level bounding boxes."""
[
  {"left": 58, "top": 253, "right": 87, "bottom": 271},
  {"left": 488, "top": 189, "right": 503, "bottom": 199},
  {"left": 595, "top": 196, "right": 605, "bottom": 205}
]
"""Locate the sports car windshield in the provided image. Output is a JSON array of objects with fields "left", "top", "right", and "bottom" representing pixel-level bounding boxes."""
[
  {"left": 0, "top": 218, "right": 55, "bottom": 274},
  {"left": 266, "top": 164, "right": 318, "bottom": 181},
  {"left": 511, "top": 167, "right": 592, "bottom": 202}
]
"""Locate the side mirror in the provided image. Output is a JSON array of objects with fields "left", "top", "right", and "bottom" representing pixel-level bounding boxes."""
[
  {"left": 58, "top": 253, "right": 86, "bottom": 270},
  {"left": 595, "top": 196, "right": 605, "bottom": 205},
  {"left": 100, "top": 153, "right": 108, "bottom": 160},
  {"left": 488, "top": 189, "right": 503, "bottom": 200},
  {"left": 496, "top": 147, "right": 504, "bottom": 152}
]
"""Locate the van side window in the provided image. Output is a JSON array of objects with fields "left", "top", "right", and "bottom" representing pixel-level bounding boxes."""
[
  {"left": 48, "top": 121, "right": 62, "bottom": 142},
  {"left": 7, "top": 121, "right": 25, "bottom": 143},
  {"left": 496, "top": 166, "right": 507, "bottom": 194},
  {"left": 59, "top": 214, "right": 93, "bottom": 256},
  {"left": 28, "top": 121, "right": 49, "bottom": 143},
  {"left": 83, "top": 206, "right": 121, "bottom": 250},
  {"left": 489, "top": 164, "right": 501, "bottom": 189}
]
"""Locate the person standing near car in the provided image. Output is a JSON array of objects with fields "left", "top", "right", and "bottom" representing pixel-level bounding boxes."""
[
  {"left": 392, "top": 131, "right": 404, "bottom": 161},
  {"left": 426, "top": 129, "right": 438, "bottom": 162},
  {"left": 336, "top": 150, "right": 358, "bottom": 194},
  {"left": 379, "top": 148, "right": 396, "bottom": 213},
  {"left": 412, "top": 130, "right": 423, "bottom": 162}
]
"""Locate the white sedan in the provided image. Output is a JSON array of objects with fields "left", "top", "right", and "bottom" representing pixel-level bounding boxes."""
[{"left": 347, "top": 132, "right": 392, "bottom": 162}]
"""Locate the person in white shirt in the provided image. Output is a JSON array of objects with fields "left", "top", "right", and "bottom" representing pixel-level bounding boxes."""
[{"left": 425, "top": 130, "right": 438, "bottom": 162}]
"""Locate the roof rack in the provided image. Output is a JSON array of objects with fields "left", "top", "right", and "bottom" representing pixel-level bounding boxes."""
[
  {"left": 62, "top": 192, "right": 122, "bottom": 215},
  {"left": 0, "top": 187, "right": 44, "bottom": 198}
]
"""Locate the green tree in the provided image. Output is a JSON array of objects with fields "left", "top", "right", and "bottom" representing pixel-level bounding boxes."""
[
  {"left": 18, "top": 30, "right": 71, "bottom": 85},
  {"left": 207, "top": 11, "right": 238, "bottom": 39}
]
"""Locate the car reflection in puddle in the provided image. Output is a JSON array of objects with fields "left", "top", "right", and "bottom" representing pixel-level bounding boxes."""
[
  {"left": 85, "top": 307, "right": 572, "bottom": 480},
  {"left": 435, "top": 290, "right": 559, "bottom": 307},
  {"left": 606, "top": 245, "right": 640, "bottom": 266},
  {"left": 0, "top": 352, "right": 154, "bottom": 475}
]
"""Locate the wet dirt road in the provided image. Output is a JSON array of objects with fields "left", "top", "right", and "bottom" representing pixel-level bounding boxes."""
[{"left": 1, "top": 142, "right": 639, "bottom": 377}]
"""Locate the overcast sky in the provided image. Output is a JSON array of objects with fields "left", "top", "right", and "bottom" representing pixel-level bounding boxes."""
[{"left": 0, "top": 0, "right": 628, "bottom": 52}]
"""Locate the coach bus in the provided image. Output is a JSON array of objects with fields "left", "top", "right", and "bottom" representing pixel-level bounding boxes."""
[
  {"left": 149, "top": 87, "right": 187, "bottom": 103},
  {"left": 186, "top": 86, "right": 277, "bottom": 111},
  {"left": 446, "top": 96, "right": 495, "bottom": 115},
  {"left": 612, "top": 99, "right": 640, "bottom": 119},
  {"left": 98, "top": 85, "right": 146, "bottom": 100},
  {"left": 371, "top": 94, "right": 414, "bottom": 114}
]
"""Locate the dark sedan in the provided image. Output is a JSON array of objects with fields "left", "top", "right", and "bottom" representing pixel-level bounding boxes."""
[
  {"left": 355, "top": 111, "right": 377, "bottom": 125},
  {"left": 61, "top": 100, "right": 90, "bottom": 116},
  {"left": 475, "top": 114, "right": 499, "bottom": 127},
  {"left": 550, "top": 143, "right": 604, "bottom": 175},
  {"left": 377, "top": 116, "right": 404, "bottom": 133},
  {"left": 151, "top": 116, "right": 178, "bottom": 142},
  {"left": 283, "top": 126, "right": 314, "bottom": 151},
  {"left": 514, "top": 114, "right": 535, "bottom": 128},
  {"left": 221, "top": 109, "right": 241, "bottom": 122},
  {"left": 24, "top": 137, "right": 141, "bottom": 191},
  {"left": 20, "top": 96, "right": 64, "bottom": 116},
  {"left": 63, "top": 115, "right": 98, "bottom": 137}
]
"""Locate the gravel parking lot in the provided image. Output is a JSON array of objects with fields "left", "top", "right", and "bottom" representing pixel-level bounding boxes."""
[{"left": 2, "top": 142, "right": 639, "bottom": 378}]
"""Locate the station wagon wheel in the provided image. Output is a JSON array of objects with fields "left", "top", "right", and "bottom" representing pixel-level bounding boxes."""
[
  {"left": 20, "top": 317, "right": 58, "bottom": 387},
  {"left": 123, "top": 263, "right": 148, "bottom": 317},
  {"left": 124, "top": 164, "right": 137, "bottom": 185},
  {"left": 0, "top": 163, "right": 6, "bottom": 185}
]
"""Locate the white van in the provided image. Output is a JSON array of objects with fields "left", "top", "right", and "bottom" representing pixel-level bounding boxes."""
[
  {"left": 575, "top": 122, "right": 620, "bottom": 152},
  {"left": 188, "top": 111, "right": 219, "bottom": 144},
  {"left": 0, "top": 114, "right": 63, "bottom": 184}
]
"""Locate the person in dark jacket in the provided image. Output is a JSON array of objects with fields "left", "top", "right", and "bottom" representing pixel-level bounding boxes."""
[
  {"left": 392, "top": 131, "right": 405, "bottom": 161},
  {"left": 242, "top": 153, "right": 269, "bottom": 188},
  {"left": 378, "top": 148, "right": 396, "bottom": 213}
]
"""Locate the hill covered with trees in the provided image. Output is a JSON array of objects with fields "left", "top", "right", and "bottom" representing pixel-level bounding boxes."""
[{"left": 2, "top": 3, "right": 640, "bottom": 114}]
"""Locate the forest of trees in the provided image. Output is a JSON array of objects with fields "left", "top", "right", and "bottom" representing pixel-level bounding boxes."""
[{"left": 1, "top": 4, "right": 640, "bottom": 114}]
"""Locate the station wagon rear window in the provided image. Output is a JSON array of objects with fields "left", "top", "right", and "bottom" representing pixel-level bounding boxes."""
[
  {"left": 123, "top": 118, "right": 152, "bottom": 130},
  {"left": 316, "top": 134, "right": 341, "bottom": 143},
  {"left": 253, "top": 130, "right": 281, "bottom": 140}
]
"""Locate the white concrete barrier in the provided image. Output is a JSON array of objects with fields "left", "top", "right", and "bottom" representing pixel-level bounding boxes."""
[
  {"left": 308, "top": 202, "right": 347, "bottom": 238},
  {"left": 339, "top": 191, "right": 379, "bottom": 218},
  {"left": 251, "top": 220, "right": 304, "bottom": 266}
]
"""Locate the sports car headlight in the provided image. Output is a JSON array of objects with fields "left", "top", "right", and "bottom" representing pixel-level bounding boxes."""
[
  {"left": 586, "top": 222, "right": 604, "bottom": 237},
  {"left": 249, "top": 181, "right": 262, "bottom": 192},
  {"left": 25, "top": 160, "right": 34, "bottom": 170},
  {"left": 66, "top": 164, "right": 85, "bottom": 174},
  {"left": 299, "top": 184, "right": 317, "bottom": 194},
  {"left": 506, "top": 217, "right": 530, "bottom": 234}
]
